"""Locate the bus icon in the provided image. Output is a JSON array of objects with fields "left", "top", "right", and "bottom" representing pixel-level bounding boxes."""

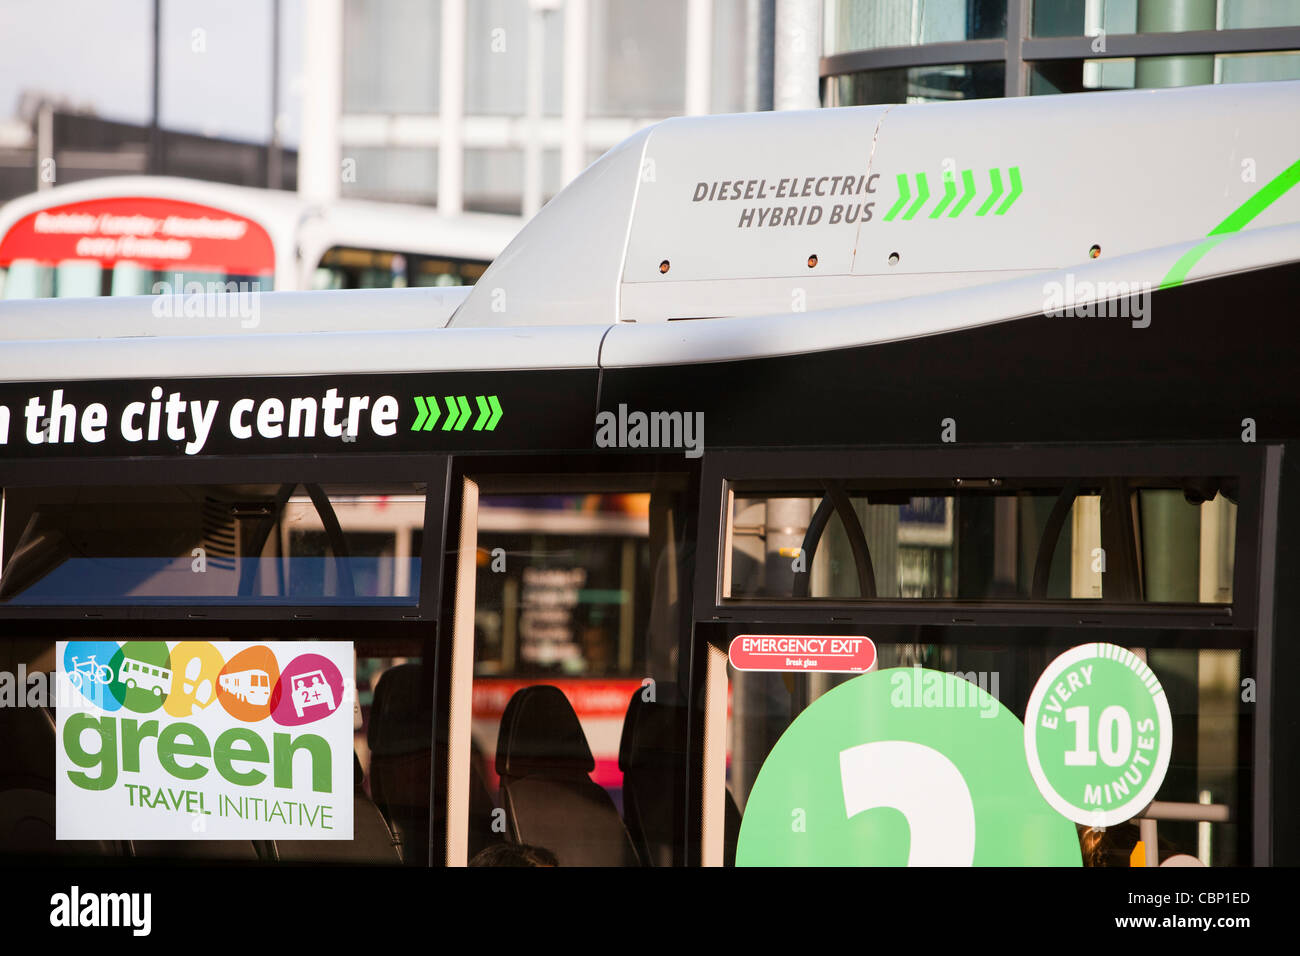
[
  {"left": 290, "top": 670, "right": 336, "bottom": 718},
  {"left": 120, "top": 658, "right": 172, "bottom": 697},
  {"left": 219, "top": 669, "right": 272, "bottom": 706}
]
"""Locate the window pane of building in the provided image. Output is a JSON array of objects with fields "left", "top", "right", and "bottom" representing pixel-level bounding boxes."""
[
  {"left": 339, "top": 146, "right": 438, "bottom": 205},
  {"left": 343, "top": 0, "right": 442, "bottom": 114},
  {"left": 464, "top": 0, "right": 563, "bottom": 116},
  {"left": 712, "top": 0, "right": 759, "bottom": 113},
  {"left": 1030, "top": 51, "right": 1300, "bottom": 93},
  {"left": 587, "top": 0, "right": 687, "bottom": 118},
  {"left": 825, "top": 0, "right": 1007, "bottom": 54},
  {"left": 831, "top": 61, "right": 1005, "bottom": 105},
  {"left": 464, "top": 147, "right": 524, "bottom": 214},
  {"left": 1033, "top": 0, "right": 1300, "bottom": 36}
]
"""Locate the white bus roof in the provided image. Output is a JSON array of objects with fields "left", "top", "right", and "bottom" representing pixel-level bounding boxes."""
[
  {"left": 448, "top": 80, "right": 1300, "bottom": 328},
  {"left": 0, "top": 219, "right": 1294, "bottom": 382},
  {"left": 1, "top": 82, "right": 1298, "bottom": 381}
]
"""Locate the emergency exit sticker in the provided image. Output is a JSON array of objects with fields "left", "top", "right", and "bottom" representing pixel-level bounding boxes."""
[{"left": 728, "top": 635, "right": 876, "bottom": 673}]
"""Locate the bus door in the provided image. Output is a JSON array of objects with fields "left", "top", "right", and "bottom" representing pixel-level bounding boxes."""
[
  {"left": 692, "top": 446, "right": 1265, "bottom": 867},
  {"left": 440, "top": 461, "right": 697, "bottom": 866}
]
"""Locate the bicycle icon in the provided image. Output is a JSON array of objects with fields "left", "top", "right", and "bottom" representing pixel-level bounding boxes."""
[{"left": 69, "top": 655, "right": 114, "bottom": 693}]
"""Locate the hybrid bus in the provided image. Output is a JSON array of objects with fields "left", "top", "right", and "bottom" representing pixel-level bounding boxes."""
[{"left": 0, "top": 80, "right": 1297, "bottom": 868}]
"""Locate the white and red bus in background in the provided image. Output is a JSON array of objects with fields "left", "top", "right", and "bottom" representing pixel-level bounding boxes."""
[{"left": 0, "top": 176, "right": 522, "bottom": 299}]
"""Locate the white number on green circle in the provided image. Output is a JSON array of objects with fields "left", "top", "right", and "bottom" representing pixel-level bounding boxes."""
[{"left": 1063, "top": 704, "right": 1133, "bottom": 768}]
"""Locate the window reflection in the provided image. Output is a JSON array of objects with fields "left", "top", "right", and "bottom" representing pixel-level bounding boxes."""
[
  {"left": 0, "top": 483, "right": 425, "bottom": 605},
  {"left": 725, "top": 478, "right": 1237, "bottom": 604}
]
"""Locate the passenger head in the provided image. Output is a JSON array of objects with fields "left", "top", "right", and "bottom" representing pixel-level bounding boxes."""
[
  {"left": 1079, "top": 822, "right": 1141, "bottom": 866},
  {"left": 469, "top": 842, "right": 559, "bottom": 867}
]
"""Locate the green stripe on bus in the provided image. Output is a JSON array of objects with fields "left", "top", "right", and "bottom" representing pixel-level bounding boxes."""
[
  {"left": 1159, "top": 236, "right": 1226, "bottom": 291},
  {"left": 1161, "top": 156, "right": 1300, "bottom": 287},
  {"left": 1208, "top": 156, "right": 1300, "bottom": 236}
]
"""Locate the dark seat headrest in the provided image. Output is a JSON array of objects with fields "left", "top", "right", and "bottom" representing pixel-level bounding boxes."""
[
  {"left": 496, "top": 685, "right": 594, "bottom": 778},
  {"left": 618, "top": 683, "right": 686, "bottom": 773},
  {"left": 367, "top": 663, "right": 431, "bottom": 757}
]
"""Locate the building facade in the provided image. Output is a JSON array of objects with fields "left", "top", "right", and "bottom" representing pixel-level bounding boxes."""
[
  {"left": 302, "top": 0, "right": 1299, "bottom": 220},
  {"left": 301, "top": 0, "right": 775, "bottom": 217},
  {"left": 821, "top": 0, "right": 1300, "bottom": 106}
]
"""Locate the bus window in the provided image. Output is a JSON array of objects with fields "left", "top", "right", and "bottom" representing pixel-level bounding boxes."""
[
  {"left": 0, "top": 482, "right": 425, "bottom": 606},
  {"left": 0, "top": 262, "right": 269, "bottom": 299},
  {"left": 723, "top": 636, "right": 1247, "bottom": 866},
  {"left": 457, "top": 478, "right": 693, "bottom": 866},
  {"left": 312, "top": 247, "right": 488, "bottom": 290},
  {"left": 723, "top": 476, "right": 1237, "bottom": 604},
  {"left": 0, "top": 636, "right": 434, "bottom": 864}
]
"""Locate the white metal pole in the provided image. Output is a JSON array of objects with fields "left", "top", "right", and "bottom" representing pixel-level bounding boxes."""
[
  {"left": 773, "top": 0, "right": 821, "bottom": 111},
  {"left": 685, "top": 0, "right": 714, "bottom": 115},
  {"left": 561, "top": 0, "right": 589, "bottom": 184},
  {"left": 439, "top": 0, "right": 467, "bottom": 214},
  {"left": 523, "top": 4, "right": 546, "bottom": 218},
  {"left": 298, "top": 0, "right": 342, "bottom": 203}
]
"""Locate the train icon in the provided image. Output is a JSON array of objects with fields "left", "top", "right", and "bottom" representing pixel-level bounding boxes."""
[{"left": 218, "top": 668, "right": 273, "bottom": 706}]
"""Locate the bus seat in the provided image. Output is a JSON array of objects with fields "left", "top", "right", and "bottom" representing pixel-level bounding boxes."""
[
  {"left": 271, "top": 793, "right": 402, "bottom": 864},
  {"left": 0, "top": 704, "right": 119, "bottom": 856},
  {"left": 0, "top": 788, "right": 118, "bottom": 856},
  {"left": 618, "top": 685, "right": 686, "bottom": 866},
  {"left": 618, "top": 685, "right": 740, "bottom": 866},
  {"left": 367, "top": 662, "right": 498, "bottom": 864},
  {"left": 0, "top": 702, "right": 57, "bottom": 789},
  {"left": 367, "top": 662, "right": 433, "bottom": 864},
  {"left": 128, "top": 840, "right": 261, "bottom": 860},
  {"left": 496, "top": 685, "right": 639, "bottom": 867}
]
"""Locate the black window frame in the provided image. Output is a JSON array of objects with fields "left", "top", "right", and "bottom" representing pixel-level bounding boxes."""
[
  {"left": 694, "top": 443, "right": 1264, "bottom": 630},
  {"left": 0, "top": 453, "right": 451, "bottom": 627}
]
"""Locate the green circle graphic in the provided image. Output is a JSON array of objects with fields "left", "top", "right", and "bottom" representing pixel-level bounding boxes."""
[
  {"left": 735, "top": 668, "right": 1082, "bottom": 866},
  {"left": 1024, "top": 643, "right": 1172, "bottom": 828}
]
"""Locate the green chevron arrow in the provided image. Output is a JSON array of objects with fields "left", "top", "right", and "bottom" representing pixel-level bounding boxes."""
[
  {"left": 949, "top": 169, "right": 977, "bottom": 217},
  {"left": 453, "top": 395, "right": 471, "bottom": 431},
  {"left": 902, "top": 172, "right": 930, "bottom": 220},
  {"left": 995, "top": 165, "right": 1022, "bottom": 214},
  {"left": 883, "top": 173, "right": 911, "bottom": 221},
  {"left": 930, "top": 171, "right": 958, "bottom": 218},
  {"left": 473, "top": 395, "right": 491, "bottom": 430},
  {"left": 485, "top": 395, "right": 503, "bottom": 430},
  {"left": 976, "top": 167, "right": 1005, "bottom": 217},
  {"left": 441, "top": 396, "right": 459, "bottom": 431},
  {"left": 412, "top": 395, "right": 440, "bottom": 431}
]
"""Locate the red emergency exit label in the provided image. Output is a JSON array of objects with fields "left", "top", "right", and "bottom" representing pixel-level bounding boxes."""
[{"left": 728, "top": 635, "right": 877, "bottom": 673}]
